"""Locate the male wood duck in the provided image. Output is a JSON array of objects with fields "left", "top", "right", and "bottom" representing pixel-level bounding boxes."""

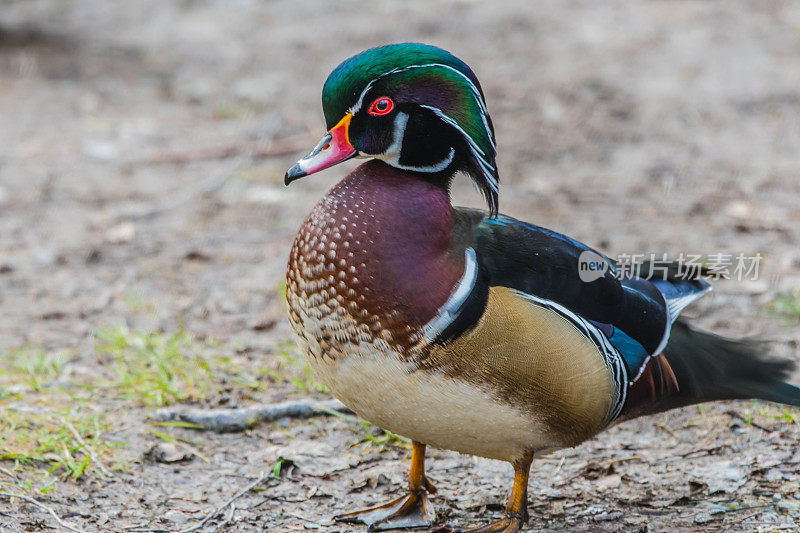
[{"left": 284, "top": 43, "right": 800, "bottom": 532}]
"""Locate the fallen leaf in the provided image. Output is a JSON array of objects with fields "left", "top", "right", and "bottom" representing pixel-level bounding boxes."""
[
  {"left": 596, "top": 474, "right": 622, "bottom": 490},
  {"left": 265, "top": 441, "right": 351, "bottom": 476},
  {"left": 456, "top": 489, "right": 504, "bottom": 510},
  {"left": 146, "top": 443, "right": 194, "bottom": 463},
  {"left": 690, "top": 461, "right": 746, "bottom": 494}
]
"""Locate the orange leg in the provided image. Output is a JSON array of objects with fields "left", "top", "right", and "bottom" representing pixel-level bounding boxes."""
[
  {"left": 460, "top": 452, "right": 533, "bottom": 533},
  {"left": 335, "top": 441, "right": 436, "bottom": 531}
]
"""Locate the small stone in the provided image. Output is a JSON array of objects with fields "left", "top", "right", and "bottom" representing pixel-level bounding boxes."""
[
  {"left": 184, "top": 249, "right": 211, "bottom": 262},
  {"left": 596, "top": 474, "right": 622, "bottom": 490},
  {"left": 105, "top": 221, "right": 135, "bottom": 244},
  {"left": 162, "top": 509, "right": 189, "bottom": 523},
  {"left": 593, "top": 511, "right": 622, "bottom": 521},
  {"left": 777, "top": 500, "right": 800, "bottom": 515},
  {"left": 251, "top": 317, "right": 277, "bottom": 331},
  {"left": 694, "top": 513, "right": 723, "bottom": 525},
  {"left": 34, "top": 248, "right": 57, "bottom": 264},
  {"left": 83, "top": 141, "right": 119, "bottom": 160}
]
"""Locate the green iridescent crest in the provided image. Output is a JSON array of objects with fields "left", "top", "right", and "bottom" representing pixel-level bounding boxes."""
[{"left": 322, "top": 43, "right": 499, "bottom": 214}]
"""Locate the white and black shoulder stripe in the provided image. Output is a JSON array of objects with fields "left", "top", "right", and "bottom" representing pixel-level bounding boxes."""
[{"left": 422, "top": 248, "right": 488, "bottom": 345}]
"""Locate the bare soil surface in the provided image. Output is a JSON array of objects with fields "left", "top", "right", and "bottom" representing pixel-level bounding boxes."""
[{"left": 2, "top": 1, "right": 800, "bottom": 531}]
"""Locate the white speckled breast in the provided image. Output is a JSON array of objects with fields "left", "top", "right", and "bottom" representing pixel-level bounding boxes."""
[
  {"left": 285, "top": 161, "right": 462, "bottom": 361},
  {"left": 285, "top": 187, "right": 402, "bottom": 362}
]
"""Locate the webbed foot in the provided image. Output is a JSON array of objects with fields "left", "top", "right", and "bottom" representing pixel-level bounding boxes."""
[
  {"left": 335, "top": 441, "right": 437, "bottom": 530},
  {"left": 334, "top": 488, "right": 435, "bottom": 530}
]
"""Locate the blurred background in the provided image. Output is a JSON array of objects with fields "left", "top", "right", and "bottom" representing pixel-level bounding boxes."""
[{"left": 1, "top": 1, "right": 800, "bottom": 531}]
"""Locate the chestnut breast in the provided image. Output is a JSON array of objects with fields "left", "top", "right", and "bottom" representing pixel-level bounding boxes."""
[{"left": 286, "top": 160, "right": 464, "bottom": 360}]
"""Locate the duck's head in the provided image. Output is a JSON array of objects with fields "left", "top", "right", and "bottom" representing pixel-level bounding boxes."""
[{"left": 285, "top": 43, "right": 499, "bottom": 215}]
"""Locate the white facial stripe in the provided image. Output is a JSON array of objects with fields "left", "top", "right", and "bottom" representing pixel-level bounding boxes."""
[
  {"left": 367, "top": 111, "right": 455, "bottom": 173},
  {"left": 360, "top": 112, "right": 407, "bottom": 161},
  {"left": 383, "top": 112, "right": 410, "bottom": 164},
  {"left": 420, "top": 105, "right": 498, "bottom": 194},
  {"left": 349, "top": 74, "right": 381, "bottom": 115},
  {"left": 400, "top": 148, "right": 455, "bottom": 173},
  {"left": 348, "top": 62, "right": 497, "bottom": 193},
  {"left": 348, "top": 62, "right": 495, "bottom": 151},
  {"left": 406, "top": 63, "right": 496, "bottom": 151},
  {"left": 423, "top": 105, "right": 486, "bottom": 156}
]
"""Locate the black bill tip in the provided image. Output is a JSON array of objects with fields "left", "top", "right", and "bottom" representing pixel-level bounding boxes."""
[{"left": 284, "top": 163, "right": 307, "bottom": 186}]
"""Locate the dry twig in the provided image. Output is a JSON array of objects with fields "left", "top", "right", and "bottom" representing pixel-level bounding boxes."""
[
  {"left": 63, "top": 418, "right": 117, "bottom": 479},
  {"left": 0, "top": 491, "right": 88, "bottom": 533},
  {"left": 679, "top": 445, "right": 730, "bottom": 458},
  {"left": 724, "top": 410, "right": 776, "bottom": 433},
  {"left": 286, "top": 511, "right": 325, "bottom": 527},
  {"left": 656, "top": 422, "right": 681, "bottom": 440},
  {"left": 210, "top": 503, "right": 236, "bottom": 532},
  {"left": 176, "top": 472, "right": 268, "bottom": 533},
  {"left": 152, "top": 399, "right": 351, "bottom": 433},
  {"left": 0, "top": 466, "right": 19, "bottom": 481},
  {"left": 553, "top": 456, "right": 566, "bottom": 476}
]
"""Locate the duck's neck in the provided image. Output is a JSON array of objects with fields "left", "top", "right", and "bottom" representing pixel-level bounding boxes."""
[{"left": 291, "top": 160, "right": 465, "bottom": 351}]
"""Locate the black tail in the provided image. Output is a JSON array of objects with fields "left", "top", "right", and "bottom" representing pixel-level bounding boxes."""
[{"left": 621, "top": 320, "right": 800, "bottom": 419}]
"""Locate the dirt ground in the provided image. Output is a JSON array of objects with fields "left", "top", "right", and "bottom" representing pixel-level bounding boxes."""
[{"left": 2, "top": 0, "right": 800, "bottom": 531}]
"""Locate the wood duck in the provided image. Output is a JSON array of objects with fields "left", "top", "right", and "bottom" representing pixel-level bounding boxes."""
[{"left": 284, "top": 43, "right": 800, "bottom": 532}]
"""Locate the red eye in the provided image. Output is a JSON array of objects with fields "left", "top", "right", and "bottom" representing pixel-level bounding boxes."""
[{"left": 368, "top": 97, "right": 394, "bottom": 116}]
